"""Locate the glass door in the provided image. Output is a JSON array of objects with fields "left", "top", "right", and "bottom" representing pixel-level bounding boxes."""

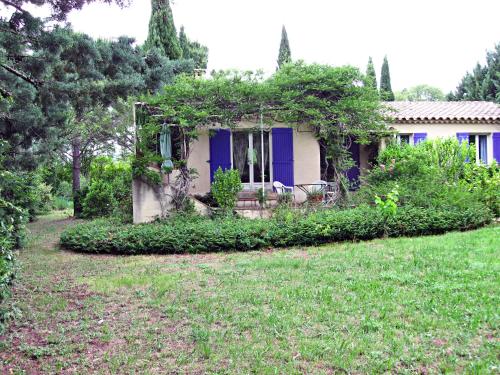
[{"left": 232, "top": 130, "right": 271, "bottom": 189}]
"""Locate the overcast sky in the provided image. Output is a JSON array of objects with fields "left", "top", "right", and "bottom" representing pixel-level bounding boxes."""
[{"left": 23, "top": 0, "right": 500, "bottom": 93}]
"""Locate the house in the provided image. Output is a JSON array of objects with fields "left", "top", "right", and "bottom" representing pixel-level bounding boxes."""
[
  {"left": 133, "top": 101, "right": 500, "bottom": 223},
  {"left": 382, "top": 101, "right": 500, "bottom": 163}
]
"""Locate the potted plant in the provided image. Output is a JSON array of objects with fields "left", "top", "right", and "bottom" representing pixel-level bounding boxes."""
[{"left": 307, "top": 189, "right": 324, "bottom": 203}]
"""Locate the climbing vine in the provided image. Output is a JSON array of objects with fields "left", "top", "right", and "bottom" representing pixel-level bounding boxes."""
[{"left": 134, "top": 62, "right": 391, "bottom": 214}]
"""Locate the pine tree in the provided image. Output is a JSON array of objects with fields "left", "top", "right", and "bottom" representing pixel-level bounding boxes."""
[
  {"left": 144, "top": 0, "right": 182, "bottom": 60},
  {"left": 277, "top": 25, "right": 292, "bottom": 69},
  {"left": 449, "top": 44, "right": 499, "bottom": 103},
  {"left": 380, "top": 56, "right": 395, "bottom": 101},
  {"left": 366, "top": 57, "right": 377, "bottom": 91}
]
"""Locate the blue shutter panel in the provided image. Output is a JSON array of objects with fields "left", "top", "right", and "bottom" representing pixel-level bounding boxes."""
[
  {"left": 209, "top": 129, "right": 231, "bottom": 182},
  {"left": 272, "top": 128, "right": 294, "bottom": 187},
  {"left": 457, "top": 132, "right": 469, "bottom": 144},
  {"left": 493, "top": 133, "right": 500, "bottom": 163},
  {"left": 413, "top": 133, "right": 427, "bottom": 145}
]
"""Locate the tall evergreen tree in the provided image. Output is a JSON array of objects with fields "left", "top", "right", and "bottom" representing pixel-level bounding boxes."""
[
  {"left": 179, "top": 26, "right": 209, "bottom": 69},
  {"left": 380, "top": 56, "right": 395, "bottom": 101},
  {"left": 448, "top": 44, "right": 499, "bottom": 103},
  {"left": 144, "top": 0, "right": 182, "bottom": 60},
  {"left": 366, "top": 57, "right": 377, "bottom": 91},
  {"left": 277, "top": 25, "right": 292, "bottom": 69}
]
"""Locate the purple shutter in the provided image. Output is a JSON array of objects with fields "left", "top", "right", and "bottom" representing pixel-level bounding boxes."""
[
  {"left": 209, "top": 129, "right": 231, "bottom": 182},
  {"left": 413, "top": 133, "right": 427, "bottom": 145},
  {"left": 272, "top": 128, "right": 294, "bottom": 187},
  {"left": 457, "top": 132, "right": 469, "bottom": 144},
  {"left": 346, "top": 141, "right": 360, "bottom": 185},
  {"left": 493, "top": 133, "right": 500, "bottom": 163}
]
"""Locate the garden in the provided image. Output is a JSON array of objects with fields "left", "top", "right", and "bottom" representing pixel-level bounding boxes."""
[
  {"left": 60, "top": 136, "right": 498, "bottom": 255},
  {"left": 1, "top": 0, "right": 499, "bottom": 372}
]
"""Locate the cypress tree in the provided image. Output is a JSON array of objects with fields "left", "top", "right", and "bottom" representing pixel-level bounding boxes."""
[
  {"left": 277, "top": 25, "right": 292, "bottom": 69},
  {"left": 178, "top": 25, "right": 209, "bottom": 69},
  {"left": 380, "top": 56, "right": 395, "bottom": 101},
  {"left": 366, "top": 57, "right": 377, "bottom": 91},
  {"left": 144, "top": 0, "right": 182, "bottom": 60},
  {"left": 179, "top": 26, "right": 190, "bottom": 58}
]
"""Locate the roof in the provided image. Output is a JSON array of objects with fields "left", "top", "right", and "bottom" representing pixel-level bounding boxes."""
[{"left": 385, "top": 101, "right": 500, "bottom": 123}]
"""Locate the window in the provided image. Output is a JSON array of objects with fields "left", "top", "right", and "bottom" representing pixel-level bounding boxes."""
[
  {"left": 469, "top": 134, "right": 488, "bottom": 164},
  {"left": 396, "top": 134, "right": 411, "bottom": 145}
]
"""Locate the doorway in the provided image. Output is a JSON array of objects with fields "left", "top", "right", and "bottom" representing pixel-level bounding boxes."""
[{"left": 232, "top": 130, "right": 271, "bottom": 190}]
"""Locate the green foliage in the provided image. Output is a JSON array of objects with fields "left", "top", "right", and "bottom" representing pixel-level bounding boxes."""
[
  {"left": 82, "top": 157, "right": 133, "bottom": 221},
  {"left": 277, "top": 25, "right": 292, "bottom": 69},
  {"left": 256, "top": 188, "right": 267, "bottom": 208},
  {"left": 0, "top": 197, "right": 26, "bottom": 332},
  {"left": 0, "top": 169, "right": 53, "bottom": 221},
  {"left": 395, "top": 84, "right": 445, "bottom": 101},
  {"left": 211, "top": 168, "right": 243, "bottom": 213},
  {"left": 82, "top": 181, "right": 117, "bottom": 219},
  {"left": 139, "top": 62, "right": 387, "bottom": 201},
  {"left": 374, "top": 185, "right": 399, "bottom": 219},
  {"left": 366, "top": 57, "right": 377, "bottom": 91},
  {"left": 60, "top": 203, "right": 492, "bottom": 255},
  {"left": 448, "top": 43, "right": 499, "bottom": 103},
  {"left": 461, "top": 162, "right": 500, "bottom": 216},
  {"left": 357, "top": 138, "right": 499, "bottom": 217},
  {"left": 144, "top": 0, "right": 182, "bottom": 60},
  {"left": 179, "top": 26, "right": 209, "bottom": 69},
  {"left": 380, "top": 56, "right": 394, "bottom": 101}
]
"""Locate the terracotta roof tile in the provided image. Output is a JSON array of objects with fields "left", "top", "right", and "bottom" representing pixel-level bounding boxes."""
[{"left": 384, "top": 101, "right": 500, "bottom": 122}]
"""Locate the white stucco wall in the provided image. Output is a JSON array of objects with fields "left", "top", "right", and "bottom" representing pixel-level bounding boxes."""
[
  {"left": 293, "top": 125, "right": 321, "bottom": 202},
  {"left": 132, "top": 172, "right": 173, "bottom": 224}
]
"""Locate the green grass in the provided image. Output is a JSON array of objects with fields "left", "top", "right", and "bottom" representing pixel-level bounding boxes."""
[{"left": 0, "top": 213, "right": 498, "bottom": 373}]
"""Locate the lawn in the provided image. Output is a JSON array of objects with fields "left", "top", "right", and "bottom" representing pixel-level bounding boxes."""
[{"left": 0, "top": 213, "right": 498, "bottom": 374}]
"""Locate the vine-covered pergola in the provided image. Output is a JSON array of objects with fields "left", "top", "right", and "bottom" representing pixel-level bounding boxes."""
[{"left": 134, "top": 62, "right": 390, "bottom": 211}]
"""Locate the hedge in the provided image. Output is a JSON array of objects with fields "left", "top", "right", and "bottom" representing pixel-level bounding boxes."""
[
  {"left": 60, "top": 203, "right": 493, "bottom": 255},
  {"left": 0, "top": 198, "right": 26, "bottom": 331}
]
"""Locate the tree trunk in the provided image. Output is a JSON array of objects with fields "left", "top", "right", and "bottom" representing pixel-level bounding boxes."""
[{"left": 72, "top": 137, "right": 82, "bottom": 217}]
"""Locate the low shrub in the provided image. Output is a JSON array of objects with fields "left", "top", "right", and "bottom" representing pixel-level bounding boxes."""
[
  {"left": 60, "top": 203, "right": 492, "bottom": 255},
  {"left": 211, "top": 168, "right": 242, "bottom": 214}
]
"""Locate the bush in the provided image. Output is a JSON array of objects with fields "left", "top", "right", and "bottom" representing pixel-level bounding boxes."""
[
  {"left": 60, "top": 203, "right": 492, "bottom": 255},
  {"left": 82, "top": 181, "right": 117, "bottom": 218},
  {"left": 0, "top": 198, "right": 26, "bottom": 332},
  {"left": 356, "top": 138, "right": 499, "bottom": 215},
  {"left": 211, "top": 168, "right": 242, "bottom": 213},
  {"left": 461, "top": 162, "right": 500, "bottom": 216},
  {"left": 0, "top": 170, "right": 53, "bottom": 220},
  {"left": 81, "top": 157, "right": 133, "bottom": 222},
  {"left": 52, "top": 196, "right": 73, "bottom": 211}
]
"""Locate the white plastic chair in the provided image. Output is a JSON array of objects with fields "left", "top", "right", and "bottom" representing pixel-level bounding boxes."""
[{"left": 273, "top": 181, "right": 294, "bottom": 195}]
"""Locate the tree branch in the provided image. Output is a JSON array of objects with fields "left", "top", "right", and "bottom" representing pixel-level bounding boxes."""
[
  {"left": 0, "top": 0, "right": 25, "bottom": 13},
  {"left": 0, "top": 63, "right": 40, "bottom": 87}
]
